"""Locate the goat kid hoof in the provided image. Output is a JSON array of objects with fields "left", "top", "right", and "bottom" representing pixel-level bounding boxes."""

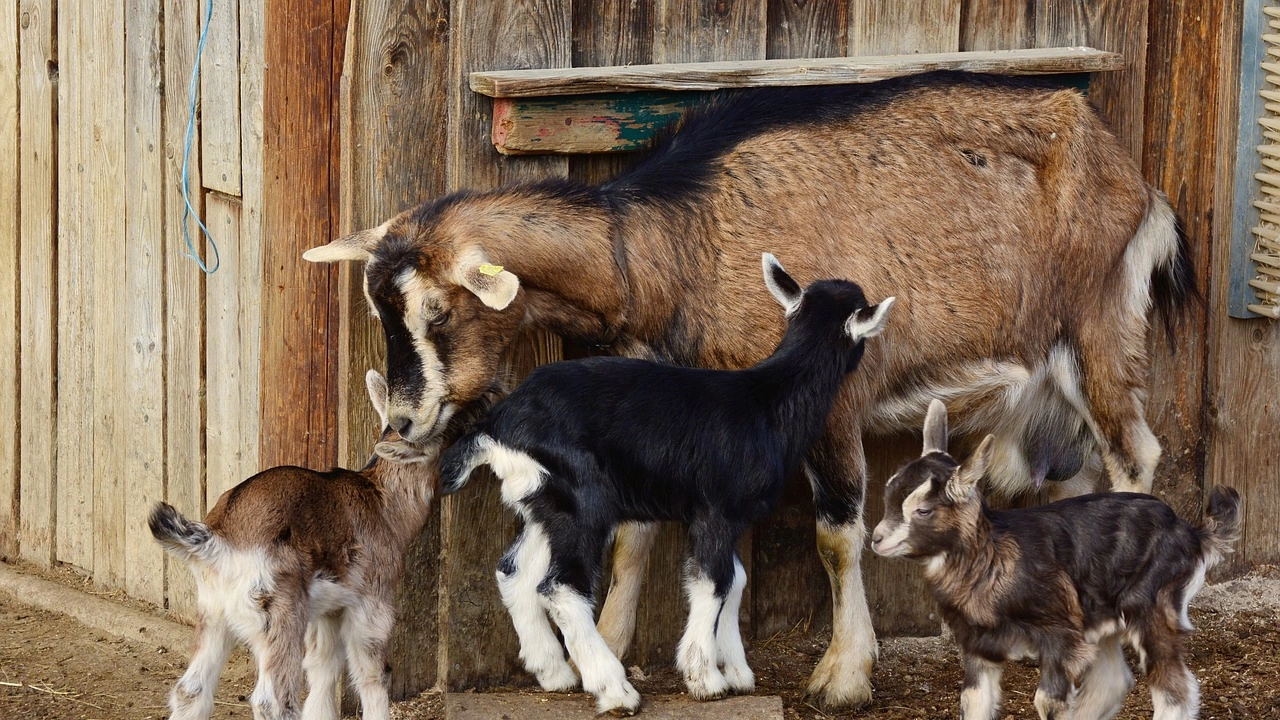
[
  {"left": 534, "top": 662, "right": 579, "bottom": 692},
  {"left": 594, "top": 682, "right": 641, "bottom": 716},
  {"left": 685, "top": 669, "right": 731, "bottom": 701},
  {"left": 721, "top": 664, "right": 755, "bottom": 694}
]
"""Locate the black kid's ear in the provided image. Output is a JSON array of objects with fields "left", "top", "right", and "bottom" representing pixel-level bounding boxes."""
[
  {"left": 845, "top": 297, "right": 895, "bottom": 341},
  {"left": 761, "top": 253, "right": 803, "bottom": 315}
]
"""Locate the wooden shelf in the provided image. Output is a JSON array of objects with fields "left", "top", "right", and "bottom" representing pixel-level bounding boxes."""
[{"left": 470, "top": 47, "right": 1123, "bottom": 98}]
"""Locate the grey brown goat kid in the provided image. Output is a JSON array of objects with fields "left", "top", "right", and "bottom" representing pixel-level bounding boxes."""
[
  {"left": 871, "top": 400, "right": 1241, "bottom": 720},
  {"left": 149, "top": 371, "right": 438, "bottom": 720}
]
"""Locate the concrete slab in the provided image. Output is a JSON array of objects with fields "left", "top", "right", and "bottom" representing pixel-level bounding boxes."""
[{"left": 445, "top": 693, "right": 783, "bottom": 720}]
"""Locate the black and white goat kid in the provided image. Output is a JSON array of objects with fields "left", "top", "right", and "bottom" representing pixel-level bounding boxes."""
[
  {"left": 871, "top": 400, "right": 1242, "bottom": 720},
  {"left": 439, "top": 254, "right": 894, "bottom": 713}
]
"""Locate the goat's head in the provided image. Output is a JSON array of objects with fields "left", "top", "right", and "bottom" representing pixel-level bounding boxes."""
[
  {"left": 871, "top": 399, "right": 994, "bottom": 559},
  {"left": 305, "top": 201, "right": 525, "bottom": 443},
  {"left": 364, "top": 368, "right": 436, "bottom": 463},
  {"left": 762, "top": 253, "right": 895, "bottom": 362}
]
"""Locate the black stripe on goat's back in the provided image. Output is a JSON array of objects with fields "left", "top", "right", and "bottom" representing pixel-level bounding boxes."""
[{"left": 602, "top": 71, "right": 1072, "bottom": 206}]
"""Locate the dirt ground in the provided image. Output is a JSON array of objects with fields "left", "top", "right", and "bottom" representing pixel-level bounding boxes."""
[{"left": 2, "top": 568, "right": 1277, "bottom": 720}]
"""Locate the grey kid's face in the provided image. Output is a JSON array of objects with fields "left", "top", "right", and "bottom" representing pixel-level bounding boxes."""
[{"left": 871, "top": 455, "right": 964, "bottom": 558}]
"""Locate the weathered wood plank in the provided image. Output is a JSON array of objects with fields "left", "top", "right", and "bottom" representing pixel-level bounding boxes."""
[
  {"left": 17, "top": 0, "right": 57, "bottom": 567},
  {"left": 767, "top": 0, "right": 847, "bottom": 59},
  {"left": 471, "top": 46, "right": 1121, "bottom": 97},
  {"left": 654, "top": 0, "right": 766, "bottom": 64},
  {"left": 493, "top": 92, "right": 701, "bottom": 154},
  {"left": 341, "top": 0, "right": 449, "bottom": 698},
  {"left": 960, "top": 0, "right": 1035, "bottom": 51},
  {"left": 55, "top": 0, "right": 93, "bottom": 573},
  {"left": 238, "top": 0, "right": 264, "bottom": 484},
  {"left": 441, "top": 0, "right": 571, "bottom": 689},
  {"left": 1208, "top": 0, "right": 1280, "bottom": 567},
  {"left": 205, "top": 194, "right": 248, "bottom": 504},
  {"left": 163, "top": 0, "right": 206, "bottom": 620},
  {"left": 0, "top": 0, "right": 19, "bottom": 559},
  {"left": 123, "top": 0, "right": 166, "bottom": 605},
  {"left": 848, "top": 0, "right": 960, "bottom": 54},
  {"left": 1229, "top": 0, "right": 1268, "bottom": 318},
  {"left": 200, "top": 0, "right": 242, "bottom": 195},
  {"left": 88, "top": 0, "right": 128, "bottom": 590},
  {"left": 259, "top": 0, "right": 343, "bottom": 472}
]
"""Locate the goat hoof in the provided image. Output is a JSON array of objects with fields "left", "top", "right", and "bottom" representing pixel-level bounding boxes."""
[
  {"left": 534, "top": 662, "right": 579, "bottom": 692},
  {"left": 721, "top": 664, "right": 755, "bottom": 695},
  {"left": 685, "top": 669, "right": 731, "bottom": 701},
  {"left": 594, "top": 681, "right": 641, "bottom": 716},
  {"left": 804, "top": 668, "right": 873, "bottom": 710}
]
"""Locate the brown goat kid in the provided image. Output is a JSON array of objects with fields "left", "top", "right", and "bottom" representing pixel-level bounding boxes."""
[
  {"left": 149, "top": 371, "right": 439, "bottom": 720},
  {"left": 871, "top": 400, "right": 1241, "bottom": 720},
  {"left": 302, "top": 72, "right": 1196, "bottom": 706}
]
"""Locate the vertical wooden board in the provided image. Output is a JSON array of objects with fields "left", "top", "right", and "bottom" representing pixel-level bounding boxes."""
[
  {"left": 200, "top": 0, "right": 242, "bottom": 195},
  {"left": 17, "top": 0, "right": 57, "bottom": 566},
  {"left": 1035, "top": 0, "right": 1148, "bottom": 157},
  {"left": 123, "top": 0, "right": 167, "bottom": 604},
  {"left": 238, "top": 0, "right": 264, "bottom": 483},
  {"left": 1139, "top": 0, "right": 1226, "bottom": 516},
  {"left": 55, "top": 0, "right": 93, "bottom": 573},
  {"left": 441, "top": 0, "right": 570, "bottom": 689},
  {"left": 88, "top": 0, "right": 128, "bottom": 590},
  {"left": 205, "top": 195, "right": 246, "bottom": 504},
  {"left": 259, "top": 0, "right": 341, "bottom": 475},
  {"left": 1208, "top": 0, "right": 1280, "bottom": 566},
  {"left": 654, "top": 0, "right": 766, "bottom": 63},
  {"left": 767, "top": 0, "right": 847, "bottom": 59},
  {"left": 163, "top": 0, "right": 207, "bottom": 620},
  {"left": 960, "top": 0, "right": 1034, "bottom": 50},
  {"left": 343, "top": 0, "right": 449, "bottom": 698},
  {"left": 848, "top": 0, "right": 960, "bottom": 55},
  {"left": 0, "top": 0, "right": 19, "bottom": 558}
]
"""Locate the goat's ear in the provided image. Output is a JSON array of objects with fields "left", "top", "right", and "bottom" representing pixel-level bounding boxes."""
[
  {"left": 922, "top": 398, "right": 948, "bottom": 456},
  {"left": 949, "top": 434, "right": 993, "bottom": 501},
  {"left": 302, "top": 222, "right": 389, "bottom": 263},
  {"left": 366, "top": 370, "right": 390, "bottom": 429},
  {"left": 762, "top": 253, "right": 803, "bottom": 314},
  {"left": 845, "top": 296, "right": 896, "bottom": 341},
  {"left": 459, "top": 261, "right": 520, "bottom": 311},
  {"left": 375, "top": 440, "right": 429, "bottom": 463}
]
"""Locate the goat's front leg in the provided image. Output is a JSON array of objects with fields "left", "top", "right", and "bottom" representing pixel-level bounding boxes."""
[
  {"left": 596, "top": 521, "right": 659, "bottom": 659},
  {"left": 498, "top": 523, "right": 577, "bottom": 691},
  {"left": 169, "top": 612, "right": 236, "bottom": 720},
  {"left": 715, "top": 554, "right": 753, "bottom": 694},
  {"left": 960, "top": 654, "right": 1003, "bottom": 720},
  {"left": 343, "top": 601, "right": 396, "bottom": 720},
  {"left": 804, "top": 424, "right": 877, "bottom": 709},
  {"left": 301, "top": 613, "right": 344, "bottom": 720}
]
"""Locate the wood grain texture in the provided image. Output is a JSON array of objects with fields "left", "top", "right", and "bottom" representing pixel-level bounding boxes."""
[
  {"left": 470, "top": 46, "right": 1121, "bottom": 96},
  {"left": 768, "top": 0, "right": 847, "bottom": 59},
  {"left": 205, "top": 195, "right": 248, "bottom": 504},
  {"left": 441, "top": 0, "right": 571, "bottom": 689},
  {"left": 163, "top": 0, "right": 207, "bottom": 620},
  {"left": 492, "top": 92, "right": 701, "bottom": 154},
  {"left": 0, "top": 0, "right": 19, "bottom": 559},
  {"left": 1208, "top": 0, "right": 1280, "bottom": 567},
  {"left": 200, "top": 0, "right": 242, "bottom": 195},
  {"left": 55, "top": 0, "right": 93, "bottom": 573},
  {"left": 1230, "top": 0, "right": 1268, "bottom": 319},
  {"left": 341, "top": 0, "right": 449, "bottom": 698},
  {"left": 960, "top": 0, "right": 1035, "bottom": 50},
  {"left": 123, "top": 0, "right": 166, "bottom": 605},
  {"left": 655, "top": 0, "right": 766, "bottom": 63},
  {"left": 88, "top": 0, "right": 127, "bottom": 590},
  {"left": 237, "top": 0, "right": 264, "bottom": 485},
  {"left": 17, "top": 0, "right": 56, "bottom": 566},
  {"left": 259, "top": 0, "right": 343, "bottom": 472},
  {"left": 1036, "top": 0, "right": 1147, "bottom": 157},
  {"left": 848, "top": 0, "right": 960, "bottom": 54}
]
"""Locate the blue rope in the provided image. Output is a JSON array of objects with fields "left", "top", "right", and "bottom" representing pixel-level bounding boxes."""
[{"left": 180, "top": 0, "right": 220, "bottom": 274}]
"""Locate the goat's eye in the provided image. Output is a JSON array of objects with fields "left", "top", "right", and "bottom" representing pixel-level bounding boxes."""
[
  {"left": 429, "top": 311, "right": 451, "bottom": 329},
  {"left": 914, "top": 507, "right": 933, "bottom": 518}
]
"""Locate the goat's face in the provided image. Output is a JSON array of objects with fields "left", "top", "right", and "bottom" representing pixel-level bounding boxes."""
[
  {"left": 304, "top": 209, "right": 524, "bottom": 443},
  {"left": 871, "top": 400, "right": 992, "bottom": 559}
]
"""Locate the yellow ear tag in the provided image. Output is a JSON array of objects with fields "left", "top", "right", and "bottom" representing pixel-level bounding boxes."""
[{"left": 478, "top": 263, "right": 504, "bottom": 276}]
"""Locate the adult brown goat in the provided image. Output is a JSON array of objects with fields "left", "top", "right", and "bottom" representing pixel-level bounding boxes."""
[{"left": 303, "top": 72, "right": 1195, "bottom": 708}]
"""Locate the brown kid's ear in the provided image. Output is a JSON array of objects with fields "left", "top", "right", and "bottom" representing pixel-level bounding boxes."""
[
  {"left": 302, "top": 222, "right": 389, "bottom": 263},
  {"left": 922, "top": 398, "right": 948, "bottom": 456},
  {"left": 948, "top": 434, "right": 994, "bottom": 502}
]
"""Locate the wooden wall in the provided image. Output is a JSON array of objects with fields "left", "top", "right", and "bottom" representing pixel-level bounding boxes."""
[{"left": 0, "top": 0, "right": 1273, "bottom": 697}]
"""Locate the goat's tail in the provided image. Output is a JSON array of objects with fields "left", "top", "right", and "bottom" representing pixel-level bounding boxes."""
[
  {"left": 439, "top": 430, "right": 487, "bottom": 496},
  {"left": 1199, "top": 486, "right": 1243, "bottom": 569},
  {"left": 148, "top": 502, "right": 220, "bottom": 564},
  {"left": 1147, "top": 194, "right": 1201, "bottom": 344}
]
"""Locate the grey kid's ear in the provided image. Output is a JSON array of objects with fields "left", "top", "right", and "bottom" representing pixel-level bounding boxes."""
[
  {"left": 762, "top": 253, "right": 803, "bottom": 315},
  {"left": 366, "top": 370, "right": 389, "bottom": 429},
  {"left": 302, "top": 221, "right": 390, "bottom": 263},
  {"left": 948, "top": 434, "right": 994, "bottom": 502},
  {"left": 845, "top": 296, "right": 896, "bottom": 341},
  {"left": 922, "top": 398, "right": 948, "bottom": 456}
]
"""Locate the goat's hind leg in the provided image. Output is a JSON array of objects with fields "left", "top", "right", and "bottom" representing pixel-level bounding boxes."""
[
  {"left": 170, "top": 612, "right": 236, "bottom": 720},
  {"left": 1139, "top": 624, "right": 1200, "bottom": 720},
  {"left": 959, "top": 654, "right": 1002, "bottom": 720},
  {"left": 343, "top": 601, "right": 396, "bottom": 720},
  {"left": 498, "top": 522, "right": 577, "bottom": 691},
  {"left": 597, "top": 521, "right": 659, "bottom": 659},
  {"left": 301, "top": 613, "right": 345, "bottom": 720},
  {"left": 248, "top": 590, "right": 307, "bottom": 720},
  {"left": 1072, "top": 634, "right": 1133, "bottom": 720},
  {"left": 715, "top": 554, "right": 753, "bottom": 694}
]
